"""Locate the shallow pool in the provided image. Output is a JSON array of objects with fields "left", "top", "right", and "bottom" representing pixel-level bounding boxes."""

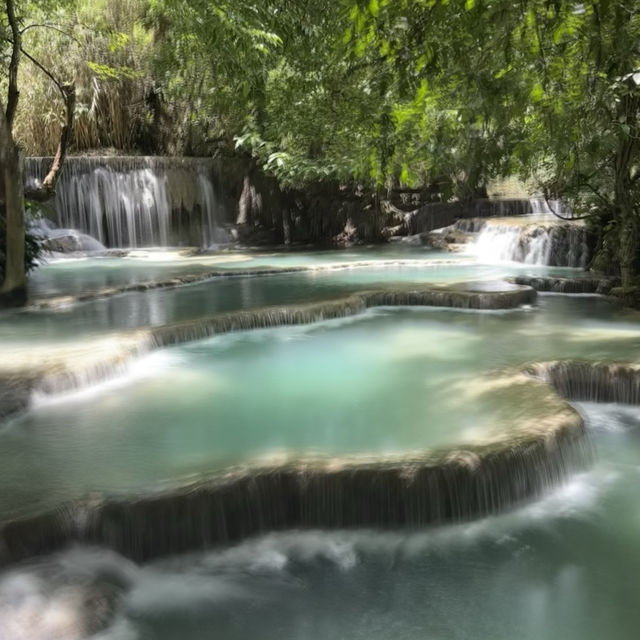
[{"left": 1, "top": 295, "right": 639, "bottom": 520}]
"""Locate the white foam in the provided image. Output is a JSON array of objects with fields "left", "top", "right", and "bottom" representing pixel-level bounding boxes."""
[{"left": 29, "top": 350, "right": 179, "bottom": 409}]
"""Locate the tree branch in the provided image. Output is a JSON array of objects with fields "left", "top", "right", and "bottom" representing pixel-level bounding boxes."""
[
  {"left": 20, "top": 23, "right": 80, "bottom": 45},
  {"left": 543, "top": 192, "right": 596, "bottom": 221},
  {"left": 19, "top": 46, "right": 67, "bottom": 97},
  {"left": 5, "top": 0, "right": 21, "bottom": 129},
  {"left": 23, "top": 84, "right": 76, "bottom": 201}
]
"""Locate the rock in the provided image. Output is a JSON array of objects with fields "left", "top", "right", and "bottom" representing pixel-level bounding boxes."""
[
  {"left": 381, "top": 223, "right": 406, "bottom": 239},
  {"left": 44, "top": 230, "right": 106, "bottom": 253},
  {"left": 388, "top": 233, "right": 428, "bottom": 245}
]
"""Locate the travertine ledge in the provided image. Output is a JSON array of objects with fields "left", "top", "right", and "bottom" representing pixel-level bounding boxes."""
[
  {"left": 508, "top": 275, "right": 617, "bottom": 295},
  {"left": 28, "top": 259, "right": 469, "bottom": 310},
  {"left": 0, "top": 369, "right": 585, "bottom": 565},
  {"left": 1, "top": 282, "right": 536, "bottom": 417}
]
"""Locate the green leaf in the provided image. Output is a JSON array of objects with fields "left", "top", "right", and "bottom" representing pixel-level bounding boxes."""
[
  {"left": 552, "top": 24, "right": 565, "bottom": 44},
  {"left": 530, "top": 83, "right": 544, "bottom": 102}
]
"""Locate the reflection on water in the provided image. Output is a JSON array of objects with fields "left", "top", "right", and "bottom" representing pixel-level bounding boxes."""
[
  {"left": 4, "top": 258, "right": 594, "bottom": 346},
  {"left": 28, "top": 248, "right": 456, "bottom": 298}
]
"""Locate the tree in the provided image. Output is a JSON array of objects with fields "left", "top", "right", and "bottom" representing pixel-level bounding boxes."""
[
  {"left": 0, "top": 0, "right": 76, "bottom": 305},
  {"left": 347, "top": 0, "right": 640, "bottom": 282},
  {"left": 518, "top": 0, "right": 640, "bottom": 286}
]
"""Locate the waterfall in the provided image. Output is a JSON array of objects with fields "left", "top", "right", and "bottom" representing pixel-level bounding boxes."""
[
  {"left": 8, "top": 284, "right": 535, "bottom": 411},
  {"left": 509, "top": 275, "right": 616, "bottom": 294},
  {"left": 0, "top": 412, "right": 587, "bottom": 564},
  {"left": 24, "top": 157, "right": 231, "bottom": 249},
  {"left": 529, "top": 361, "right": 640, "bottom": 404},
  {"left": 28, "top": 216, "right": 107, "bottom": 253},
  {"left": 469, "top": 221, "right": 589, "bottom": 267},
  {"left": 528, "top": 197, "right": 568, "bottom": 217}
]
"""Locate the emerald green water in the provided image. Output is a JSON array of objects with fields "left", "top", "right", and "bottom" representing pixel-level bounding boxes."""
[
  {"left": 2, "top": 252, "right": 640, "bottom": 639},
  {"left": 1, "top": 295, "right": 639, "bottom": 520},
  {"left": 5, "top": 256, "right": 581, "bottom": 346},
  {"left": 28, "top": 247, "right": 457, "bottom": 298}
]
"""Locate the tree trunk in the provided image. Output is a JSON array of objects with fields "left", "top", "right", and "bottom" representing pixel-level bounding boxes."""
[
  {"left": 617, "top": 197, "right": 637, "bottom": 289},
  {"left": 0, "top": 140, "right": 26, "bottom": 306},
  {"left": 613, "top": 78, "right": 639, "bottom": 289}
]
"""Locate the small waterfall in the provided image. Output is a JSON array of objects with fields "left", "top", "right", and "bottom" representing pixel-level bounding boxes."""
[
  {"left": 528, "top": 197, "right": 568, "bottom": 217},
  {"left": 29, "top": 216, "right": 107, "bottom": 253},
  {"left": 0, "top": 412, "right": 586, "bottom": 564},
  {"left": 529, "top": 361, "right": 640, "bottom": 404},
  {"left": 509, "top": 275, "right": 616, "bottom": 295},
  {"left": 469, "top": 221, "right": 589, "bottom": 267},
  {"left": 24, "top": 157, "right": 231, "bottom": 248},
  {"left": 3, "top": 284, "right": 536, "bottom": 424}
]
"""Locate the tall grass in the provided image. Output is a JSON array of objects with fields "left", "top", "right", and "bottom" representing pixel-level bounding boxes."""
[{"left": 8, "top": 0, "right": 156, "bottom": 155}]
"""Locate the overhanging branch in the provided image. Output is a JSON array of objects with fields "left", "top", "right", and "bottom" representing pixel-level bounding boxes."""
[
  {"left": 543, "top": 191, "right": 599, "bottom": 221},
  {"left": 19, "top": 46, "right": 67, "bottom": 98},
  {"left": 20, "top": 23, "right": 80, "bottom": 46},
  {"left": 23, "top": 83, "right": 76, "bottom": 201}
]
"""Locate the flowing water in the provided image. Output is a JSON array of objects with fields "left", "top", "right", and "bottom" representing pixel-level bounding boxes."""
[
  {"left": 1, "top": 294, "right": 639, "bottom": 516},
  {"left": 25, "top": 157, "right": 228, "bottom": 248},
  {"left": 1, "top": 230, "right": 638, "bottom": 637},
  {"left": 27, "top": 248, "right": 459, "bottom": 298},
  {"left": 468, "top": 218, "right": 589, "bottom": 267},
  {"left": 1, "top": 404, "right": 640, "bottom": 640},
  {"left": 4, "top": 252, "right": 584, "bottom": 346}
]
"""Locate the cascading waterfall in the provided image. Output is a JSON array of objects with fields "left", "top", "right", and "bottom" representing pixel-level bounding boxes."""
[
  {"left": 464, "top": 196, "right": 589, "bottom": 266},
  {"left": 0, "top": 428, "right": 586, "bottom": 565},
  {"left": 469, "top": 220, "right": 589, "bottom": 267},
  {"left": 1, "top": 283, "right": 536, "bottom": 416},
  {"left": 528, "top": 197, "right": 568, "bottom": 217},
  {"left": 529, "top": 361, "right": 640, "bottom": 404},
  {"left": 25, "top": 157, "right": 231, "bottom": 248}
]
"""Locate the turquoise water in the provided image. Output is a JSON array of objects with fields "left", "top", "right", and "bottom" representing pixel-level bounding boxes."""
[
  {"left": 2, "top": 251, "right": 640, "bottom": 639},
  {"left": 1, "top": 295, "right": 640, "bottom": 520},
  {"left": 123, "top": 404, "right": 640, "bottom": 640},
  {"left": 28, "top": 247, "right": 456, "bottom": 298},
  {"left": 1, "top": 404, "right": 640, "bottom": 640},
  {"left": 6, "top": 258, "right": 582, "bottom": 346}
]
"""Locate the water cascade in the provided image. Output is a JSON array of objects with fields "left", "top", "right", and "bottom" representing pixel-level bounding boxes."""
[
  {"left": 529, "top": 361, "right": 640, "bottom": 404},
  {"left": 469, "top": 219, "right": 589, "bottom": 267},
  {"left": 509, "top": 275, "right": 616, "bottom": 294},
  {"left": 527, "top": 197, "right": 569, "bottom": 217},
  {"left": 0, "top": 282, "right": 537, "bottom": 415},
  {"left": 25, "top": 157, "right": 231, "bottom": 248},
  {"left": 0, "top": 282, "right": 604, "bottom": 566},
  {"left": 28, "top": 216, "right": 107, "bottom": 253},
  {"left": 0, "top": 417, "right": 586, "bottom": 564},
  {"left": 6, "top": 356, "right": 636, "bottom": 566}
]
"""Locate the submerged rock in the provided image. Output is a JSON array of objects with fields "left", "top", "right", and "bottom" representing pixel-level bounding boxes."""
[{"left": 44, "top": 230, "right": 106, "bottom": 253}]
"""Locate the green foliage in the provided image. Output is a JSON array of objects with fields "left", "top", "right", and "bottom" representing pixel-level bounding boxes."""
[
  {"left": 5, "top": 0, "right": 640, "bottom": 279},
  {"left": 0, "top": 209, "right": 45, "bottom": 283},
  {"left": 0, "top": 0, "right": 158, "bottom": 153}
]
